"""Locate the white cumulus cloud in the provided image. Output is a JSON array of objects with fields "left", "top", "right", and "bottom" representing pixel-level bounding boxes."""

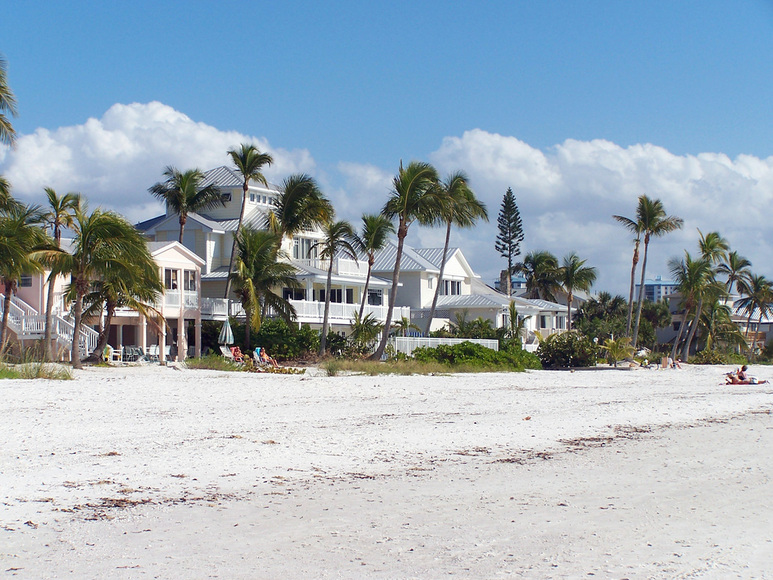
[{"left": 0, "top": 102, "right": 315, "bottom": 222}]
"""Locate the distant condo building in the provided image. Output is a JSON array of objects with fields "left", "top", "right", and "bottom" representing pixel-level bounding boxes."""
[{"left": 635, "top": 276, "right": 678, "bottom": 303}]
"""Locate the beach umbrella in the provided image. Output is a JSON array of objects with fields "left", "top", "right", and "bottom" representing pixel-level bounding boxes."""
[{"left": 218, "top": 319, "right": 234, "bottom": 345}]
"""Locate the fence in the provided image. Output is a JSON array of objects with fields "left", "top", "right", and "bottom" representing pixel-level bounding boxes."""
[{"left": 388, "top": 336, "right": 499, "bottom": 357}]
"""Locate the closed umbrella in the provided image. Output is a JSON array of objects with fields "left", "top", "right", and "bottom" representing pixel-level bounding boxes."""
[{"left": 218, "top": 319, "right": 234, "bottom": 345}]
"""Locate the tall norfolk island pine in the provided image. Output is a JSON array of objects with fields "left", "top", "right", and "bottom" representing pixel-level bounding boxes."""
[{"left": 494, "top": 188, "right": 524, "bottom": 297}]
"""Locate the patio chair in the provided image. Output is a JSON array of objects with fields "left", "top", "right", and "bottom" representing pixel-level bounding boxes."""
[{"left": 147, "top": 345, "right": 160, "bottom": 362}]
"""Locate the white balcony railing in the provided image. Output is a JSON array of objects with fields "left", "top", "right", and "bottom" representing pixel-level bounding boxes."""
[
  {"left": 184, "top": 291, "right": 198, "bottom": 308},
  {"left": 287, "top": 299, "right": 409, "bottom": 323},
  {"left": 294, "top": 258, "right": 368, "bottom": 277}
]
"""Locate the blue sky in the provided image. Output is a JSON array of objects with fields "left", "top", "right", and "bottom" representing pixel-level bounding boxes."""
[{"left": 2, "top": 1, "right": 773, "bottom": 293}]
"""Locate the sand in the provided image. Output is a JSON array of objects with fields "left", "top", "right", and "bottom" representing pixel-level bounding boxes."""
[{"left": 1, "top": 363, "right": 772, "bottom": 578}]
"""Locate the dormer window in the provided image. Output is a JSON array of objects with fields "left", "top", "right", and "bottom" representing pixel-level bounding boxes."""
[{"left": 221, "top": 192, "right": 232, "bottom": 202}]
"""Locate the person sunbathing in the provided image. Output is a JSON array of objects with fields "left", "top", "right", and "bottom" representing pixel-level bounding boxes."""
[
  {"left": 726, "top": 365, "right": 767, "bottom": 384},
  {"left": 259, "top": 347, "right": 279, "bottom": 368},
  {"left": 230, "top": 346, "right": 244, "bottom": 363}
]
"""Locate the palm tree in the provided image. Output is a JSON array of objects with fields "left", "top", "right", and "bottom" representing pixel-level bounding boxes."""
[
  {"left": 631, "top": 196, "right": 683, "bottom": 348},
  {"left": 229, "top": 226, "right": 299, "bottom": 352},
  {"left": 41, "top": 188, "right": 81, "bottom": 361},
  {"left": 355, "top": 214, "right": 394, "bottom": 319},
  {"left": 504, "top": 301, "right": 530, "bottom": 344},
  {"left": 514, "top": 250, "right": 561, "bottom": 301},
  {"left": 559, "top": 253, "right": 597, "bottom": 330},
  {"left": 371, "top": 161, "right": 440, "bottom": 360},
  {"left": 424, "top": 171, "right": 488, "bottom": 334},
  {"left": 736, "top": 274, "right": 773, "bottom": 356},
  {"left": 80, "top": 249, "right": 164, "bottom": 363},
  {"left": 612, "top": 202, "right": 645, "bottom": 337},
  {"left": 0, "top": 177, "right": 20, "bottom": 211},
  {"left": 311, "top": 220, "right": 359, "bottom": 355},
  {"left": 681, "top": 230, "right": 729, "bottom": 359},
  {"left": 600, "top": 336, "right": 635, "bottom": 367},
  {"left": 0, "top": 205, "right": 50, "bottom": 354},
  {"left": 393, "top": 316, "right": 421, "bottom": 337},
  {"left": 348, "top": 311, "right": 384, "bottom": 356},
  {"left": 223, "top": 144, "right": 274, "bottom": 299},
  {"left": 717, "top": 250, "right": 752, "bottom": 295},
  {"left": 267, "top": 174, "right": 333, "bottom": 240},
  {"left": 49, "top": 206, "right": 153, "bottom": 369},
  {"left": 0, "top": 55, "right": 18, "bottom": 146},
  {"left": 698, "top": 298, "right": 747, "bottom": 353},
  {"left": 148, "top": 167, "right": 225, "bottom": 244},
  {"left": 668, "top": 252, "right": 713, "bottom": 361}
]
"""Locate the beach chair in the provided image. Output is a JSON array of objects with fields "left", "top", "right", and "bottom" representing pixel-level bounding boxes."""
[
  {"left": 230, "top": 346, "right": 244, "bottom": 363},
  {"left": 220, "top": 345, "right": 235, "bottom": 360},
  {"left": 110, "top": 346, "right": 123, "bottom": 363},
  {"left": 147, "top": 345, "right": 159, "bottom": 362}
]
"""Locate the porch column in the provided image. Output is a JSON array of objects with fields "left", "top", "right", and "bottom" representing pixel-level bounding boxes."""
[
  {"left": 195, "top": 319, "right": 201, "bottom": 358},
  {"left": 139, "top": 315, "right": 147, "bottom": 352},
  {"left": 159, "top": 328, "right": 166, "bottom": 364}
]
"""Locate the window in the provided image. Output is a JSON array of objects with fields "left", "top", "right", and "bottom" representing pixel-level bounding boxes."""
[
  {"left": 540, "top": 315, "right": 550, "bottom": 329},
  {"left": 165, "top": 269, "right": 178, "bottom": 290},
  {"left": 19, "top": 274, "right": 32, "bottom": 287},
  {"left": 249, "top": 193, "right": 255, "bottom": 202},
  {"left": 428, "top": 277, "right": 433, "bottom": 289},
  {"left": 345, "top": 289, "right": 354, "bottom": 304},
  {"left": 183, "top": 270, "right": 196, "bottom": 292},
  {"left": 441, "top": 280, "right": 461, "bottom": 296},
  {"left": 293, "top": 237, "right": 317, "bottom": 260},
  {"left": 221, "top": 192, "right": 232, "bottom": 202},
  {"left": 330, "top": 289, "right": 343, "bottom": 303},
  {"left": 283, "top": 288, "right": 306, "bottom": 301},
  {"left": 367, "top": 289, "right": 382, "bottom": 306}
]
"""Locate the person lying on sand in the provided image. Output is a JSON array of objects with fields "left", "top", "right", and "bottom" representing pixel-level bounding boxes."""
[{"left": 726, "top": 365, "right": 768, "bottom": 384}]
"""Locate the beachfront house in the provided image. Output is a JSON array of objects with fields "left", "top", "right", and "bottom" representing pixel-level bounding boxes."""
[{"left": 4, "top": 240, "right": 203, "bottom": 363}]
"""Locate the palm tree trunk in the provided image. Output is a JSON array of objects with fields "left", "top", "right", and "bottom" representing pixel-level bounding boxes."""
[
  {"left": 84, "top": 302, "right": 115, "bottom": 363},
  {"left": 425, "top": 220, "right": 452, "bottom": 335},
  {"left": 358, "top": 260, "right": 374, "bottom": 320},
  {"left": 631, "top": 238, "right": 650, "bottom": 348},
  {"left": 681, "top": 297, "right": 703, "bottom": 360},
  {"left": 0, "top": 286, "right": 12, "bottom": 355},
  {"left": 71, "top": 293, "right": 85, "bottom": 369},
  {"left": 670, "top": 307, "right": 689, "bottom": 361},
  {"left": 43, "top": 272, "right": 57, "bottom": 362},
  {"left": 625, "top": 242, "right": 639, "bottom": 337},
  {"left": 567, "top": 291, "right": 573, "bottom": 330},
  {"left": 371, "top": 225, "right": 407, "bottom": 360},
  {"left": 224, "top": 184, "right": 248, "bottom": 299},
  {"left": 319, "top": 260, "right": 334, "bottom": 355},
  {"left": 244, "top": 303, "right": 252, "bottom": 354}
]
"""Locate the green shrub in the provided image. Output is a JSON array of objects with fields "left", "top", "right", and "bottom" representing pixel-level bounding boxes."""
[
  {"left": 411, "top": 341, "right": 540, "bottom": 372},
  {"left": 185, "top": 354, "right": 245, "bottom": 372},
  {"left": 254, "top": 319, "right": 319, "bottom": 360},
  {"left": 536, "top": 331, "right": 598, "bottom": 368},
  {"left": 692, "top": 349, "right": 724, "bottom": 365}
]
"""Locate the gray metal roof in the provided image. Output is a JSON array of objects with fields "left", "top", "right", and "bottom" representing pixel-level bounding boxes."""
[
  {"left": 200, "top": 166, "right": 281, "bottom": 191},
  {"left": 414, "top": 247, "right": 460, "bottom": 269},
  {"left": 371, "top": 241, "right": 440, "bottom": 273}
]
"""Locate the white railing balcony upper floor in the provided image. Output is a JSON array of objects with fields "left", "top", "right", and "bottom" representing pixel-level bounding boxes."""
[
  {"left": 293, "top": 257, "right": 368, "bottom": 277},
  {"left": 287, "top": 299, "right": 409, "bottom": 323}
]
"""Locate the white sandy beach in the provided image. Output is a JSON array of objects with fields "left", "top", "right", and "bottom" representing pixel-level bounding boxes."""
[{"left": 2, "top": 363, "right": 772, "bottom": 578}]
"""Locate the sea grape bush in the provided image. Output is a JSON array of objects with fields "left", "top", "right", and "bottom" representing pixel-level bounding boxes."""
[
  {"left": 412, "top": 341, "right": 541, "bottom": 371},
  {"left": 536, "top": 331, "right": 598, "bottom": 368}
]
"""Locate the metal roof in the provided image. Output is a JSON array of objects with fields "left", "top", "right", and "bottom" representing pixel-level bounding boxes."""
[
  {"left": 200, "top": 166, "right": 282, "bottom": 191},
  {"left": 371, "top": 241, "right": 440, "bottom": 273},
  {"left": 413, "top": 247, "right": 460, "bottom": 269}
]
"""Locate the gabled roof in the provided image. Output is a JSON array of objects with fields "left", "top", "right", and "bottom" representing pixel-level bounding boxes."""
[
  {"left": 137, "top": 211, "right": 226, "bottom": 235},
  {"left": 371, "top": 241, "right": 440, "bottom": 274},
  {"left": 415, "top": 246, "right": 478, "bottom": 279},
  {"left": 292, "top": 261, "right": 392, "bottom": 287},
  {"left": 200, "top": 166, "right": 281, "bottom": 191},
  {"left": 148, "top": 241, "right": 205, "bottom": 266}
]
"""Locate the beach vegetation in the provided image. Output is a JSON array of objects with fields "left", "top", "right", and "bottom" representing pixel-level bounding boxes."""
[
  {"left": 412, "top": 340, "right": 541, "bottom": 372},
  {"left": 371, "top": 161, "right": 441, "bottom": 360},
  {"left": 536, "top": 331, "right": 598, "bottom": 368},
  {"left": 41, "top": 188, "right": 81, "bottom": 362},
  {"left": 47, "top": 205, "right": 155, "bottom": 369},
  {"left": 347, "top": 311, "right": 384, "bottom": 357},
  {"left": 0, "top": 54, "right": 17, "bottom": 146},
  {"left": 514, "top": 250, "right": 561, "bottom": 301},
  {"left": 354, "top": 214, "right": 394, "bottom": 319},
  {"left": 559, "top": 252, "right": 597, "bottom": 330},
  {"left": 230, "top": 227, "right": 299, "bottom": 353},
  {"left": 495, "top": 187, "right": 524, "bottom": 297},
  {"left": 204, "top": 318, "right": 319, "bottom": 362},
  {"left": 184, "top": 353, "right": 244, "bottom": 372},
  {"left": 148, "top": 167, "right": 225, "bottom": 244},
  {"left": 223, "top": 143, "right": 274, "bottom": 299},
  {"left": 424, "top": 171, "right": 488, "bottom": 333},
  {"left": 268, "top": 173, "right": 333, "bottom": 240},
  {"left": 599, "top": 336, "right": 635, "bottom": 367},
  {"left": 311, "top": 219, "right": 359, "bottom": 355},
  {"left": 627, "top": 196, "right": 683, "bottom": 348},
  {"left": 0, "top": 203, "right": 54, "bottom": 356}
]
